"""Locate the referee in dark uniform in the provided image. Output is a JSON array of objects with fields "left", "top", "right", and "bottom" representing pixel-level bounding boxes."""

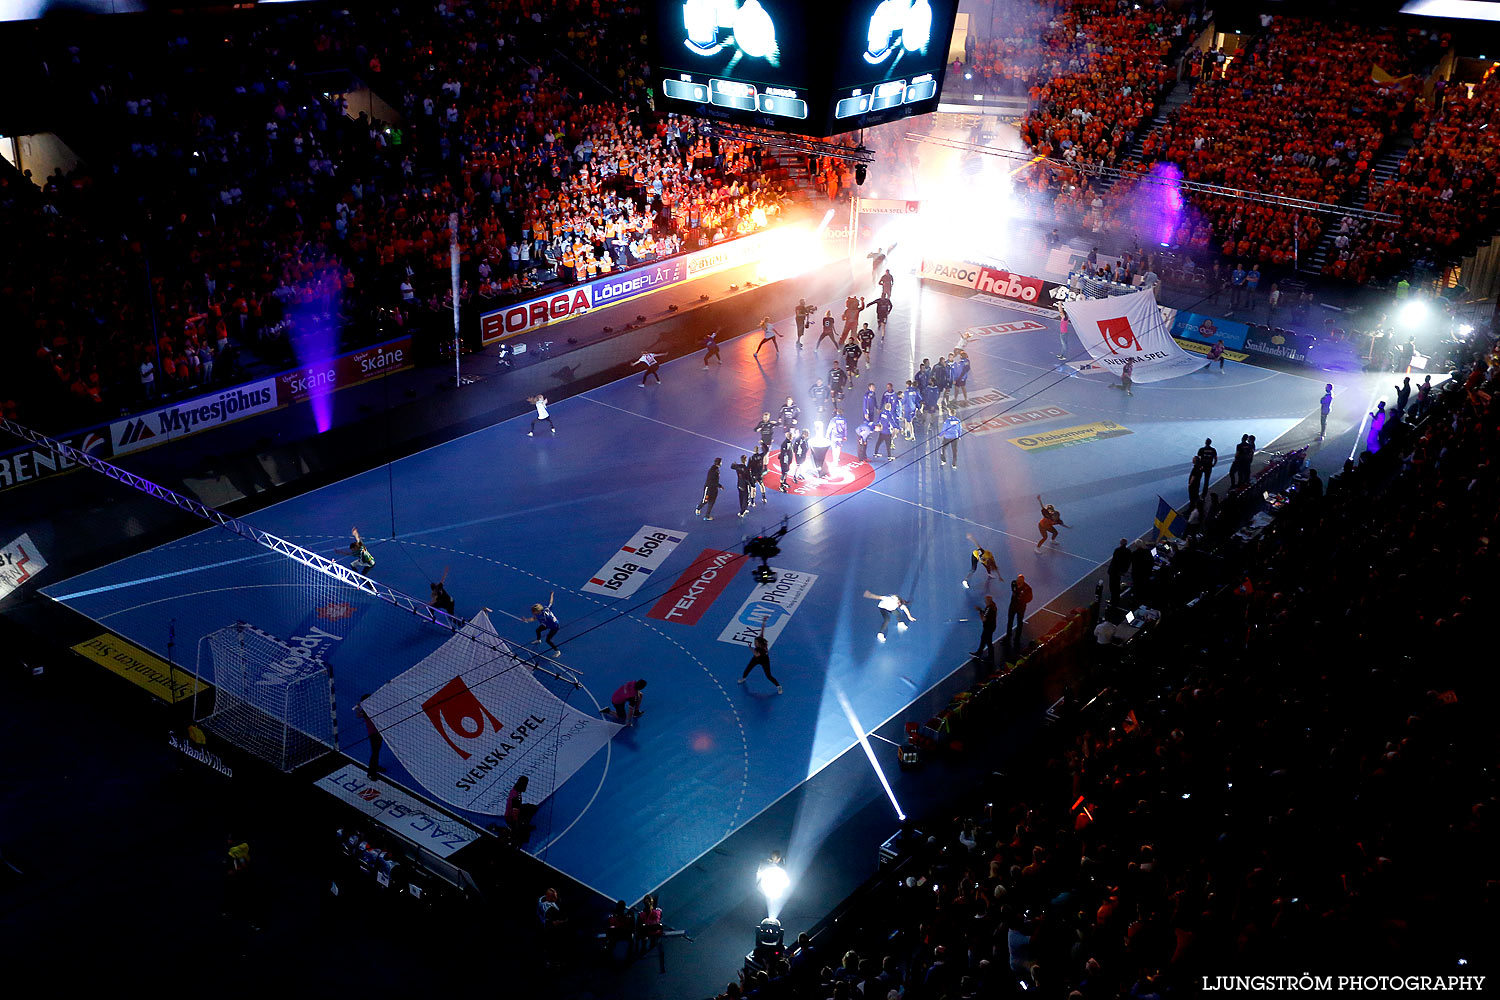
[{"left": 696, "top": 458, "right": 723, "bottom": 520}]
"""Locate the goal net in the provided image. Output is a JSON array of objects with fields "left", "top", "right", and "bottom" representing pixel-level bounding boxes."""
[{"left": 195, "top": 622, "right": 338, "bottom": 772}]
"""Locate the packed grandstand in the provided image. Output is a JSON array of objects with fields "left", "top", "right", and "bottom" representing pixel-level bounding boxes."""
[{"left": 0, "top": 1, "right": 1493, "bottom": 997}]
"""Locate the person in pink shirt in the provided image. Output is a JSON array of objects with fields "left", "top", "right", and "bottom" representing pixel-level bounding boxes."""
[{"left": 603, "top": 678, "right": 647, "bottom": 725}]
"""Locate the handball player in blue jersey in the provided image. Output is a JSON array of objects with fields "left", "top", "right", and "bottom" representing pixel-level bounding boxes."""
[{"left": 527, "top": 591, "right": 562, "bottom": 653}]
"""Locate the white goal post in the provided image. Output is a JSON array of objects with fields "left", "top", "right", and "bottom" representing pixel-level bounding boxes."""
[{"left": 194, "top": 622, "right": 338, "bottom": 772}]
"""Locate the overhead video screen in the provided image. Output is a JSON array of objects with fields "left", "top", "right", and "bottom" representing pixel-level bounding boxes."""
[
  {"left": 829, "top": 0, "right": 960, "bottom": 130},
  {"left": 656, "top": 0, "right": 818, "bottom": 131},
  {"left": 1400, "top": 0, "right": 1500, "bottom": 20},
  {"left": 0, "top": 0, "right": 142, "bottom": 17},
  {"left": 651, "top": 0, "right": 959, "bottom": 137}
]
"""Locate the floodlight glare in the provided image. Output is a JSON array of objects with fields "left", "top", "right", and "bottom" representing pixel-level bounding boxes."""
[
  {"left": 1398, "top": 299, "right": 1429, "bottom": 329},
  {"left": 683, "top": 0, "right": 724, "bottom": 54},
  {"left": 757, "top": 856, "right": 790, "bottom": 903},
  {"left": 836, "top": 688, "right": 906, "bottom": 821},
  {"left": 902, "top": 0, "right": 933, "bottom": 52},
  {"left": 735, "top": 0, "right": 776, "bottom": 58}
]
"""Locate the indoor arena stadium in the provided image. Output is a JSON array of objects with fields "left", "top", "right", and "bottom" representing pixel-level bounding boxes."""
[{"left": 0, "top": 0, "right": 1493, "bottom": 995}]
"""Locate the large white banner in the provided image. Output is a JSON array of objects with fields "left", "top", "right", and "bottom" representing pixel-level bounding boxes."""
[
  {"left": 365, "top": 612, "right": 620, "bottom": 814},
  {"left": 1062, "top": 289, "right": 1205, "bottom": 383},
  {"left": 0, "top": 532, "right": 47, "bottom": 601}
]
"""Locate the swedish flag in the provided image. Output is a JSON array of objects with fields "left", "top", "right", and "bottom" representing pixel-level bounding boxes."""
[{"left": 1154, "top": 496, "right": 1178, "bottom": 540}]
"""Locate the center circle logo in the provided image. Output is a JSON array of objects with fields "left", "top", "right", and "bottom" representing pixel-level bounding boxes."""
[{"left": 763, "top": 450, "right": 876, "bottom": 497}]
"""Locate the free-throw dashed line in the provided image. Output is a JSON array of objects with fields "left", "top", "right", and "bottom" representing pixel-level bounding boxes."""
[{"left": 399, "top": 540, "right": 751, "bottom": 840}]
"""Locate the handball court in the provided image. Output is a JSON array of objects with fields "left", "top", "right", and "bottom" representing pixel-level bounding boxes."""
[{"left": 42, "top": 260, "right": 1340, "bottom": 908}]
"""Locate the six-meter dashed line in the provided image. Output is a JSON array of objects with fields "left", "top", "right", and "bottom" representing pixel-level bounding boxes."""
[{"left": 397, "top": 539, "right": 751, "bottom": 842}]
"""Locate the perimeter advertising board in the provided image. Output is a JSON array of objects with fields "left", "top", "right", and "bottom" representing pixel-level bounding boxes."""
[
  {"left": 277, "top": 336, "right": 413, "bottom": 405},
  {"left": 480, "top": 233, "right": 774, "bottom": 345},
  {"left": 919, "top": 257, "right": 981, "bottom": 289},
  {"left": 111, "top": 379, "right": 281, "bottom": 456},
  {"left": 0, "top": 430, "right": 111, "bottom": 491}
]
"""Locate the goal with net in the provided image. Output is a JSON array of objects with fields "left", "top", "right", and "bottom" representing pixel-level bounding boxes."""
[{"left": 195, "top": 622, "right": 338, "bottom": 772}]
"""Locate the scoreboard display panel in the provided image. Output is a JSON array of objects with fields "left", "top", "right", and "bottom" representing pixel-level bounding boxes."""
[
  {"left": 652, "top": 0, "right": 959, "bottom": 137},
  {"left": 828, "top": 0, "right": 957, "bottom": 130}
]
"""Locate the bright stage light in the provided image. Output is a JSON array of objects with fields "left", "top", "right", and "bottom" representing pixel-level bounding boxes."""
[
  {"left": 836, "top": 687, "right": 906, "bottom": 821},
  {"left": 1399, "top": 299, "right": 1429, "bottom": 328},
  {"left": 1459, "top": 322, "right": 1475, "bottom": 336},
  {"left": 902, "top": 0, "right": 933, "bottom": 53},
  {"left": 757, "top": 854, "right": 790, "bottom": 906},
  {"left": 756, "top": 225, "right": 825, "bottom": 283},
  {"left": 735, "top": 0, "right": 776, "bottom": 58}
]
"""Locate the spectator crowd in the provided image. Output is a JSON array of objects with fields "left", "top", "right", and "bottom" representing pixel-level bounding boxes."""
[
  {"left": 1338, "top": 67, "right": 1499, "bottom": 281},
  {"left": 708, "top": 326, "right": 1496, "bottom": 1000},
  {"left": 1, "top": 0, "right": 806, "bottom": 429},
  {"left": 1139, "top": 18, "right": 1416, "bottom": 266}
]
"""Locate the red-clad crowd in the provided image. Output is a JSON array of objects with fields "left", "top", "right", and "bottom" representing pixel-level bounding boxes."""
[
  {"left": 960, "top": 0, "right": 1064, "bottom": 97},
  {"left": 1337, "top": 70, "right": 1497, "bottom": 281},
  {"left": 2, "top": 0, "right": 805, "bottom": 428},
  {"left": 1018, "top": 0, "right": 1186, "bottom": 175},
  {"left": 1005, "top": 0, "right": 1192, "bottom": 231},
  {"left": 1140, "top": 18, "right": 1416, "bottom": 265}
]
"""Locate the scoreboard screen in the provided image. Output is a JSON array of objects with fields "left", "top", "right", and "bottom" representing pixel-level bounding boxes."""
[
  {"left": 828, "top": 0, "right": 956, "bottom": 130},
  {"left": 652, "top": 0, "right": 959, "bottom": 137}
]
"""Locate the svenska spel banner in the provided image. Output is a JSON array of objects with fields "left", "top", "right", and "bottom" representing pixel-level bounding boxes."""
[
  {"left": 365, "top": 612, "right": 620, "bottom": 814},
  {"left": 1063, "top": 288, "right": 1204, "bottom": 383}
]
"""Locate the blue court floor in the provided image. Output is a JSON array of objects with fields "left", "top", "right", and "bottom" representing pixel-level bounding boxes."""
[{"left": 44, "top": 264, "right": 1335, "bottom": 905}]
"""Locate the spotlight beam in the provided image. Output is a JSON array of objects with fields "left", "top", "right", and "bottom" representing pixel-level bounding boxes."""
[{"left": 835, "top": 687, "right": 906, "bottom": 822}]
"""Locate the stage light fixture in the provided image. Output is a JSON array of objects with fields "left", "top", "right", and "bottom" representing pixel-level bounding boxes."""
[
  {"left": 750, "top": 916, "right": 786, "bottom": 966},
  {"left": 855, "top": 149, "right": 869, "bottom": 185}
]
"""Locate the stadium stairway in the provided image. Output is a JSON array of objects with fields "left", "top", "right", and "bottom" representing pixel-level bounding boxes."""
[
  {"left": 1097, "top": 80, "right": 1193, "bottom": 196},
  {"left": 767, "top": 147, "right": 817, "bottom": 195},
  {"left": 1299, "top": 140, "right": 1412, "bottom": 277}
]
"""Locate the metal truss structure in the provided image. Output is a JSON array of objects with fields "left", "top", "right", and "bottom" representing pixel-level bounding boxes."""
[
  {"left": 904, "top": 132, "right": 1404, "bottom": 225},
  {"left": 699, "top": 121, "right": 876, "bottom": 164},
  {"left": 1, "top": 418, "right": 580, "bottom": 687}
]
